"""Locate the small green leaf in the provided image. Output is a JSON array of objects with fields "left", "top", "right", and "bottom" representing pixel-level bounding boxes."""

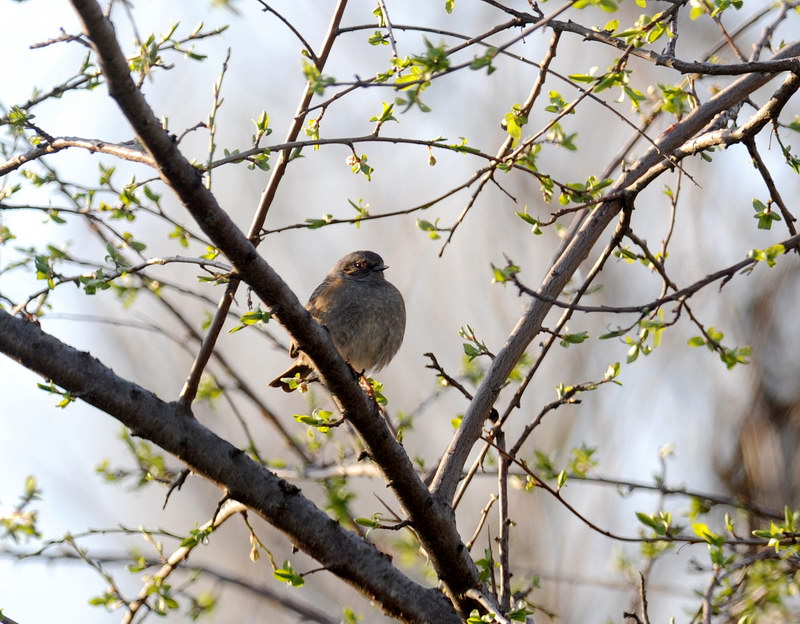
[
  {"left": 274, "top": 562, "right": 305, "bottom": 587},
  {"left": 560, "top": 331, "right": 589, "bottom": 347},
  {"left": 604, "top": 362, "right": 620, "bottom": 380},
  {"left": 636, "top": 511, "right": 658, "bottom": 530},
  {"left": 355, "top": 516, "right": 381, "bottom": 528}
]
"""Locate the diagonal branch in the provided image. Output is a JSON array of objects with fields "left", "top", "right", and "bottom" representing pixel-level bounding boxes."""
[{"left": 430, "top": 39, "right": 800, "bottom": 504}]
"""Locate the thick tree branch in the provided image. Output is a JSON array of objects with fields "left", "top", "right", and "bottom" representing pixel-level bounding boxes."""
[
  {"left": 0, "top": 309, "right": 459, "bottom": 624},
  {"left": 628, "top": 70, "right": 800, "bottom": 193}
]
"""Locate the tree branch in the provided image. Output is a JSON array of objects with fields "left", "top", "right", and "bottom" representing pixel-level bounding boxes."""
[
  {"left": 430, "top": 39, "right": 800, "bottom": 504},
  {"left": 0, "top": 136, "right": 155, "bottom": 176},
  {"left": 548, "top": 17, "right": 800, "bottom": 76},
  {"left": 508, "top": 231, "right": 800, "bottom": 314}
]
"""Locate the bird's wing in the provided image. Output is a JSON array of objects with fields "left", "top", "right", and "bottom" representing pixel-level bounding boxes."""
[{"left": 289, "top": 277, "right": 336, "bottom": 357}]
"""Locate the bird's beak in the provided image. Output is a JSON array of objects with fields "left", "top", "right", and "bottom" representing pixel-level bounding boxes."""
[{"left": 374, "top": 264, "right": 388, "bottom": 272}]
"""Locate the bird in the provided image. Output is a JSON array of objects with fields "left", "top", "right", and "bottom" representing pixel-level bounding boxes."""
[{"left": 269, "top": 250, "right": 406, "bottom": 392}]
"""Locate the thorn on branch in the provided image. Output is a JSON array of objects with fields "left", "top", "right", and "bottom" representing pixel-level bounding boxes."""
[
  {"left": 211, "top": 493, "right": 233, "bottom": 525},
  {"left": 162, "top": 468, "right": 191, "bottom": 509}
]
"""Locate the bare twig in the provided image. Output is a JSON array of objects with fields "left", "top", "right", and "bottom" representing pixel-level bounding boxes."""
[
  {"left": 255, "top": 1, "right": 318, "bottom": 63},
  {"left": 466, "top": 495, "right": 497, "bottom": 551},
  {"left": 744, "top": 136, "right": 797, "bottom": 235},
  {"left": 0, "top": 136, "right": 155, "bottom": 176},
  {"left": 375, "top": 0, "right": 399, "bottom": 59},
  {"left": 205, "top": 48, "right": 231, "bottom": 190},
  {"left": 424, "top": 352, "right": 473, "bottom": 401},
  {"left": 497, "top": 431, "right": 511, "bottom": 613}
]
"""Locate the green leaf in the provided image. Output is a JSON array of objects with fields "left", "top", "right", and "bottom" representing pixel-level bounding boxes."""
[
  {"left": 180, "top": 525, "right": 213, "bottom": 548},
  {"left": 469, "top": 48, "right": 497, "bottom": 74},
  {"left": 635, "top": 511, "right": 658, "bottom": 530},
  {"left": 274, "top": 562, "right": 305, "bottom": 587},
  {"left": 355, "top": 516, "right": 382, "bottom": 528},
  {"left": 369, "top": 102, "right": 397, "bottom": 124},
  {"left": 560, "top": 331, "right": 589, "bottom": 347},
  {"left": 515, "top": 209, "right": 543, "bottom": 235},
  {"left": 229, "top": 308, "right": 271, "bottom": 333},
  {"left": 691, "top": 521, "right": 722, "bottom": 545},
  {"left": 509, "top": 606, "right": 535, "bottom": 622},
  {"left": 490, "top": 262, "right": 520, "bottom": 284},
  {"left": 604, "top": 362, "right": 620, "bottom": 380},
  {"left": 598, "top": 328, "right": 626, "bottom": 340}
]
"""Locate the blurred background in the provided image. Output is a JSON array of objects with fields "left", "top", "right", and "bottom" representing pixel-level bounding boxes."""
[{"left": 1, "top": 0, "right": 799, "bottom": 622}]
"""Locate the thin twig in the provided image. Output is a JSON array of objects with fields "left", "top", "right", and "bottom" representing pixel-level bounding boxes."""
[
  {"left": 744, "top": 136, "right": 797, "bottom": 235},
  {"left": 205, "top": 48, "right": 231, "bottom": 190},
  {"left": 439, "top": 30, "right": 561, "bottom": 255},
  {"left": 375, "top": 0, "right": 399, "bottom": 59},
  {"left": 256, "top": 0, "right": 318, "bottom": 63},
  {"left": 466, "top": 495, "right": 497, "bottom": 551},
  {"left": 508, "top": 231, "right": 800, "bottom": 315},
  {"left": 464, "top": 589, "right": 512, "bottom": 624},
  {"left": 497, "top": 431, "right": 511, "bottom": 613},
  {"left": 424, "top": 352, "right": 473, "bottom": 400}
]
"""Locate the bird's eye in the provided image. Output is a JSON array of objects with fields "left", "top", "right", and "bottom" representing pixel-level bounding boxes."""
[{"left": 354, "top": 261, "right": 364, "bottom": 269}]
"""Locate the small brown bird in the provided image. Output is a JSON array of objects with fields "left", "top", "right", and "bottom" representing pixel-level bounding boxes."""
[{"left": 269, "top": 250, "right": 406, "bottom": 392}]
